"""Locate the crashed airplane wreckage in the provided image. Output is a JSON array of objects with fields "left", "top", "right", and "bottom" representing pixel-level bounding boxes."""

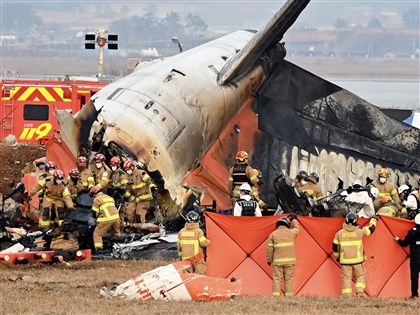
[
  {"left": 54, "top": 0, "right": 419, "bottom": 214},
  {"left": 100, "top": 260, "right": 241, "bottom": 301}
]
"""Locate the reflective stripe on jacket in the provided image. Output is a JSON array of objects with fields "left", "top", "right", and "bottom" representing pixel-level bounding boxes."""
[
  {"left": 377, "top": 204, "right": 398, "bottom": 217},
  {"left": 333, "top": 218, "right": 377, "bottom": 264},
  {"left": 92, "top": 192, "right": 119, "bottom": 222},
  {"left": 177, "top": 222, "right": 210, "bottom": 260},
  {"left": 266, "top": 219, "right": 299, "bottom": 265}
]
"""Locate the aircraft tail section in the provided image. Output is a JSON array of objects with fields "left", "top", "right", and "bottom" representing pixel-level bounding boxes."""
[{"left": 218, "top": 0, "right": 310, "bottom": 85}]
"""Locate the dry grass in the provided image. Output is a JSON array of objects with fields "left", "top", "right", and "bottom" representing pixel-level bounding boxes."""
[{"left": 0, "top": 259, "right": 418, "bottom": 315}]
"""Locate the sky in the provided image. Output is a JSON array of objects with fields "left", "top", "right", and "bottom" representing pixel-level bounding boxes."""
[{"left": 1, "top": 0, "right": 418, "bottom": 33}]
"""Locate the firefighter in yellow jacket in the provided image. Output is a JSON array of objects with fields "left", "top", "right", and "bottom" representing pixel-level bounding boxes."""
[
  {"left": 333, "top": 212, "right": 377, "bottom": 297},
  {"left": 177, "top": 211, "right": 211, "bottom": 275},
  {"left": 29, "top": 169, "right": 74, "bottom": 230},
  {"left": 228, "top": 151, "right": 258, "bottom": 205},
  {"left": 77, "top": 156, "right": 94, "bottom": 190},
  {"left": 266, "top": 214, "right": 299, "bottom": 297},
  {"left": 90, "top": 187, "right": 121, "bottom": 251},
  {"left": 374, "top": 168, "right": 406, "bottom": 218},
  {"left": 90, "top": 153, "right": 111, "bottom": 191},
  {"left": 67, "top": 169, "right": 85, "bottom": 201},
  {"left": 123, "top": 160, "right": 153, "bottom": 224},
  {"left": 301, "top": 173, "right": 324, "bottom": 204}
]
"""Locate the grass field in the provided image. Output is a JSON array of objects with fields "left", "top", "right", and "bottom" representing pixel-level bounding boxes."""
[{"left": 1, "top": 259, "right": 418, "bottom": 315}]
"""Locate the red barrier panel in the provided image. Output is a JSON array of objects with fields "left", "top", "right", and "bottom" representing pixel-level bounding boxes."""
[{"left": 205, "top": 212, "right": 418, "bottom": 297}]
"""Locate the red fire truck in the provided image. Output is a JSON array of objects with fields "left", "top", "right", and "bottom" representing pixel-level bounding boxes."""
[{"left": 1, "top": 71, "right": 109, "bottom": 144}]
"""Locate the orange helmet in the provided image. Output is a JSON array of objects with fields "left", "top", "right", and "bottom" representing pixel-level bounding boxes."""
[
  {"left": 109, "top": 156, "right": 121, "bottom": 167},
  {"left": 235, "top": 151, "right": 248, "bottom": 162},
  {"left": 377, "top": 168, "right": 390, "bottom": 178}
]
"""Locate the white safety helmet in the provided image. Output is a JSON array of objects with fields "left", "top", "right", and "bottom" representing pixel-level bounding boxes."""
[
  {"left": 352, "top": 179, "right": 363, "bottom": 188},
  {"left": 239, "top": 183, "right": 251, "bottom": 193},
  {"left": 398, "top": 184, "right": 410, "bottom": 195},
  {"left": 415, "top": 213, "right": 420, "bottom": 225}
]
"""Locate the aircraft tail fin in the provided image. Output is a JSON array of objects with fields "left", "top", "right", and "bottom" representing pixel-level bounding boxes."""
[{"left": 217, "top": 0, "right": 310, "bottom": 85}]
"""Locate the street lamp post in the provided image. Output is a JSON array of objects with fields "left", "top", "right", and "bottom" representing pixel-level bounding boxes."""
[{"left": 171, "top": 37, "right": 183, "bottom": 53}]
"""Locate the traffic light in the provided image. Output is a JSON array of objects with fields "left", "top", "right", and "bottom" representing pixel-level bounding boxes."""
[
  {"left": 85, "top": 34, "right": 96, "bottom": 49},
  {"left": 108, "top": 34, "right": 118, "bottom": 50}
]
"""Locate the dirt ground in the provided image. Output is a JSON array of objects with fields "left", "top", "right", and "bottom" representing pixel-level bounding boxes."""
[
  {"left": 0, "top": 259, "right": 418, "bottom": 315},
  {"left": 0, "top": 141, "right": 46, "bottom": 196}
]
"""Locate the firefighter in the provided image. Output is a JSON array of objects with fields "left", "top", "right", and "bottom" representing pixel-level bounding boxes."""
[
  {"left": 293, "top": 170, "right": 308, "bottom": 188},
  {"left": 374, "top": 168, "right": 404, "bottom": 216},
  {"left": 398, "top": 184, "right": 420, "bottom": 221},
  {"left": 266, "top": 214, "right": 299, "bottom": 297},
  {"left": 394, "top": 213, "right": 420, "bottom": 299},
  {"left": 108, "top": 156, "right": 128, "bottom": 201},
  {"left": 108, "top": 156, "right": 129, "bottom": 230},
  {"left": 344, "top": 179, "right": 375, "bottom": 218},
  {"left": 77, "top": 156, "right": 94, "bottom": 190},
  {"left": 29, "top": 169, "right": 74, "bottom": 230},
  {"left": 333, "top": 212, "right": 377, "bottom": 297},
  {"left": 123, "top": 160, "right": 153, "bottom": 224},
  {"left": 228, "top": 151, "right": 258, "bottom": 205},
  {"left": 21, "top": 157, "right": 48, "bottom": 176},
  {"left": 90, "top": 187, "right": 121, "bottom": 252},
  {"left": 177, "top": 211, "right": 211, "bottom": 274},
  {"left": 67, "top": 168, "right": 84, "bottom": 201},
  {"left": 44, "top": 161, "right": 57, "bottom": 176},
  {"left": 233, "top": 183, "right": 262, "bottom": 216},
  {"left": 301, "top": 172, "right": 324, "bottom": 204},
  {"left": 90, "top": 153, "right": 111, "bottom": 191}
]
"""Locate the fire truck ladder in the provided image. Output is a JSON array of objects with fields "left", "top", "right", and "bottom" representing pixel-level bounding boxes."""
[{"left": 1, "top": 70, "right": 18, "bottom": 139}]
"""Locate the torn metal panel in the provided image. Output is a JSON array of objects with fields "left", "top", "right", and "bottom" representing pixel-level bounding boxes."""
[{"left": 255, "top": 60, "right": 420, "bottom": 172}]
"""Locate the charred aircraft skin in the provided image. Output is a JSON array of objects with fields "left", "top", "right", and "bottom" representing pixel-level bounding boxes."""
[{"left": 56, "top": 0, "right": 419, "bottom": 210}]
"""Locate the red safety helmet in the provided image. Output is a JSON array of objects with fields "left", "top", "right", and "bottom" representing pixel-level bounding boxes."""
[
  {"left": 110, "top": 156, "right": 121, "bottom": 167},
  {"left": 94, "top": 153, "right": 106, "bottom": 163},
  {"left": 235, "top": 151, "right": 248, "bottom": 162},
  {"left": 69, "top": 168, "right": 80, "bottom": 179},
  {"left": 45, "top": 161, "right": 57, "bottom": 170},
  {"left": 123, "top": 160, "right": 135, "bottom": 171},
  {"left": 53, "top": 169, "right": 65, "bottom": 180},
  {"left": 77, "top": 156, "right": 88, "bottom": 165}
]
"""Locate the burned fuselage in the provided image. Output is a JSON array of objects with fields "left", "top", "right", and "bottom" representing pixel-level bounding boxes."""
[
  {"left": 57, "top": 30, "right": 279, "bottom": 203},
  {"left": 56, "top": 0, "right": 419, "bottom": 212}
]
